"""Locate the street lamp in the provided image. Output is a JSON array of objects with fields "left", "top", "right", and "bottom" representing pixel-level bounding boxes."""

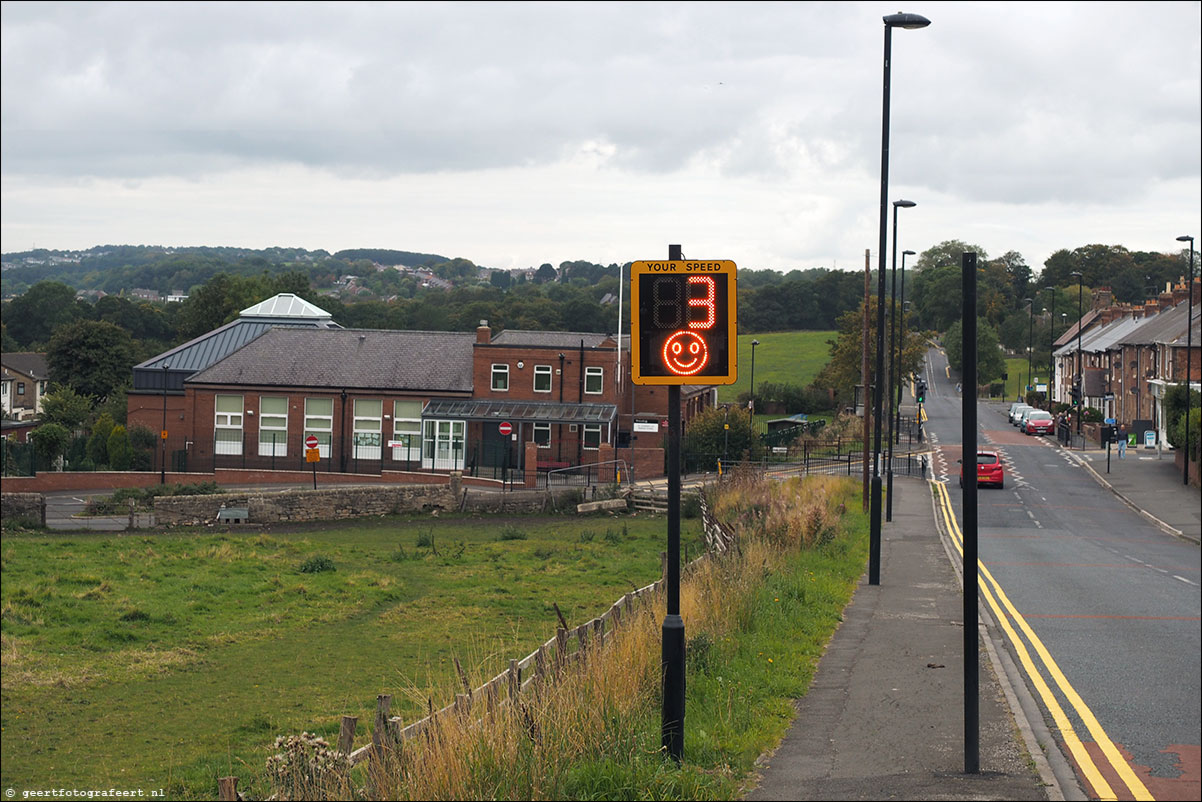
[
  {"left": 1176, "top": 235, "right": 1195, "bottom": 486},
  {"left": 1045, "top": 287, "right": 1057, "bottom": 405},
  {"left": 1024, "top": 298, "right": 1034, "bottom": 402},
  {"left": 1071, "top": 271, "right": 1084, "bottom": 437},
  {"left": 750, "top": 339, "right": 760, "bottom": 415},
  {"left": 886, "top": 199, "right": 916, "bottom": 523},
  {"left": 896, "top": 248, "right": 916, "bottom": 443},
  {"left": 160, "top": 363, "right": 169, "bottom": 485},
  {"left": 871, "top": 10, "right": 930, "bottom": 585}
]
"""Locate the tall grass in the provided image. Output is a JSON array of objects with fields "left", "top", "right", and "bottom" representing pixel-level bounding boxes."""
[{"left": 279, "top": 474, "right": 866, "bottom": 800}]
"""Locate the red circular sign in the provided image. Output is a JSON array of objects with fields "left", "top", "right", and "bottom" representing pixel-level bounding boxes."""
[
  {"left": 305, "top": 435, "right": 319, "bottom": 449},
  {"left": 498, "top": 422, "right": 513, "bottom": 436}
]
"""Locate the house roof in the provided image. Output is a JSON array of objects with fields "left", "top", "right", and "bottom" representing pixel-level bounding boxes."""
[
  {"left": 1053, "top": 309, "right": 1102, "bottom": 349},
  {"left": 1162, "top": 305, "right": 1201, "bottom": 347},
  {"left": 187, "top": 328, "right": 476, "bottom": 393},
  {"left": 1054, "top": 313, "right": 1147, "bottom": 357},
  {"left": 0, "top": 352, "right": 50, "bottom": 380},
  {"left": 1117, "top": 301, "right": 1191, "bottom": 347},
  {"left": 239, "top": 293, "right": 332, "bottom": 319}
]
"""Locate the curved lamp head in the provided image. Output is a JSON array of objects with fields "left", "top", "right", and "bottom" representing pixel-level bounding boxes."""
[
  {"left": 751, "top": 340, "right": 760, "bottom": 347},
  {"left": 884, "top": 12, "right": 931, "bottom": 29},
  {"left": 893, "top": 199, "right": 917, "bottom": 209},
  {"left": 1177, "top": 235, "right": 1194, "bottom": 244}
]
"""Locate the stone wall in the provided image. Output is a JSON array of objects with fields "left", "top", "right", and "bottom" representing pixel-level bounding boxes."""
[
  {"left": 155, "top": 483, "right": 460, "bottom": 526},
  {"left": 1, "top": 493, "right": 45, "bottom": 526}
]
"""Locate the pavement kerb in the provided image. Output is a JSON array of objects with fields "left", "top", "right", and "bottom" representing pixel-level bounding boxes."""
[
  {"left": 1065, "top": 449, "right": 1192, "bottom": 542},
  {"left": 925, "top": 478, "right": 1080, "bottom": 802}
]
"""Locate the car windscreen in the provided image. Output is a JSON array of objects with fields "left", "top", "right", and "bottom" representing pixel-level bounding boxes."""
[
  {"left": 1028, "top": 412, "right": 1052, "bottom": 420},
  {"left": 977, "top": 454, "right": 998, "bottom": 464}
]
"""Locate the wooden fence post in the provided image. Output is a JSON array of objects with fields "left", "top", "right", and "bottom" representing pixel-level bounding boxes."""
[
  {"left": 509, "top": 658, "right": 520, "bottom": 699},
  {"left": 217, "top": 777, "right": 238, "bottom": 802},
  {"left": 592, "top": 617, "right": 604, "bottom": 647},
  {"left": 661, "top": 550, "right": 668, "bottom": 583},
  {"left": 372, "top": 694, "right": 392, "bottom": 759},
  {"left": 338, "top": 715, "right": 358, "bottom": 755},
  {"left": 555, "top": 627, "right": 569, "bottom": 671}
]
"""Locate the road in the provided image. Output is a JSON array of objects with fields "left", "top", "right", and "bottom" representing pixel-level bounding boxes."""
[{"left": 920, "top": 345, "right": 1200, "bottom": 801}]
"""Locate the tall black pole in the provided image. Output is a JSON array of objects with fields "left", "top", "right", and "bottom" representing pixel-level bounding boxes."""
[
  {"left": 662, "top": 243, "right": 685, "bottom": 762},
  {"left": 961, "top": 251, "right": 980, "bottom": 774},
  {"left": 870, "top": 12, "right": 929, "bottom": 582},
  {"left": 160, "top": 363, "right": 169, "bottom": 485},
  {"left": 869, "top": 21, "right": 894, "bottom": 586},
  {"left": 1026, "top": 298, "right": 1034, "bottom": 400},
  {"left": 1178, "top": 236, "right": 1196, "bottom": 486},
  {"left": 1047, "top": 289, "right": 1056, "bottom": 404},
  {"left": 886, "top": 205, "right": 899, "bottom": 522},
  {"left": 1077, "top": 273, "right": 1084, "bottom": 437}
]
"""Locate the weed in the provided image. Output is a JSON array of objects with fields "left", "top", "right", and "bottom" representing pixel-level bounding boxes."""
[
  {"left": 578, "top": 529, "right": 596, "bottom": 543},
  {"left": 603, "top": 528, "right": 622, "bottom": 546},
  {"left": 499, "top": 524, "right": 528, "bottom": 541},
  {"left": 298, "top": 555, "right": 335, "bottom": 574}
]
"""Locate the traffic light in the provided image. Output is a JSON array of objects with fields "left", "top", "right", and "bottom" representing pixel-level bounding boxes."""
[
  {"left": 916, "top": 380, "right": 926, "bottom": 403},
  {"left": 1071, "top": 387, "right": 1081, "bottom": 406}
]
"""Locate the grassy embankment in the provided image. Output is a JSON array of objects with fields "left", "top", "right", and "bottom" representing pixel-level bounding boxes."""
[
  {"left": 2, "top": 475, "right": 868, "bottom": 800},
  {"left": 721, "top": 330, "right": 836, "bottom": 427}
]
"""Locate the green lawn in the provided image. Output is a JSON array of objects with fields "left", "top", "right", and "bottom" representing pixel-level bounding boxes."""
[
  {"left": 718, "top": 331, "right": 835, "bottom": 404},
  {"left": 0, "top": 514, "right": 703, "bottom": 800}
]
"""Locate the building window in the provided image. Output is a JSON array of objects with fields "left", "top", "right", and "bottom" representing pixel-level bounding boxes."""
[
  {"left": 423, "top": 419, "right": 465, "bottom": 470},
  {"left": 257, "top": 397, "right": 288, "bottom": 456},
  {"left": 583, "top": 424, "right": 601, "bottom": 450},
  {"left": 304, "top": 398, "right": 333, "bottom": 457},
  {"left": 17, "top": 382, "right": 26, "bottom": 396},
  {"left": 491, "top": 364, "right": 509, "bottom": 392},
  {"left": 391, "top": 400, "right": 423, "bottom": 462},
  {"left": 534, "top": 365, "right": 552, "bottom": 393},
  {"left": 533, "top": 422, "right": 551, "bottom": 448},
  {"left": 585, "top": 367, "right": 603, "bottom": 394},
  {"left": 353, "top": 399, "right": 383, "bottom": 460},
  {"left": 214, "top": 394, "right": 244, "bottom": 455}
]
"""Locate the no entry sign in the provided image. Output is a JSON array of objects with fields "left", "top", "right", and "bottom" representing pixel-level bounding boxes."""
[
  {"left": 305, "top": 435, "right": 319, "bottom": 449},
  {"left": 498, "top": 422, "right": 513, "bottom": 436}
]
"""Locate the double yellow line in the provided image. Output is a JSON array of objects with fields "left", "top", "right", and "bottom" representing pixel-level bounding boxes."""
[{"left": 931, "top": 479, "right": 1153, "bottom": 801}]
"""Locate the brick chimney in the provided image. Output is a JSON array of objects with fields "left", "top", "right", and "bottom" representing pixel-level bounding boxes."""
[{"left": 476, "top": 319, "right": 492, "bottom": 344}]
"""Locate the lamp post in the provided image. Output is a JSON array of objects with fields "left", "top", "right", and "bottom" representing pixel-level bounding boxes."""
[
  {"left": 1176, "top": 235, "right": 1195, "bottom": 485},
  {"left": 896, "top": 248, "right": 916, "bottom": 443},
  {"left": 749, "top": 339, "right": 760, "bottom": 416},
  {"left": 1024, "top": 298, "right": 1034, "bottom": 402},
  {"left": 871, "top": 10, "right": 930, "bottom": 585},
  {"left": 1072, "top": 272, "right": 1084, "bottom": 436},
  {"left": 886, "top": 199, "right": 915, "bottom": 523},
  {"left": 1045, "top": 288, "right": 1057, "bottom": 404},
  {"left": 160, "top": 363, "right": 169, "bottom": 485}
]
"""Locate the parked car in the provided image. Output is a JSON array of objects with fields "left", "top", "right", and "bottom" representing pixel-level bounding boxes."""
[
  {"left": 1024, "top": 411, "right": 1054, "bottom": 435},
  {"left": 959, "top": 450, "right": 1005, "bottom": 489},
  {"left": 1018, "top": 407, "right": 1043, "bottom": 430},
  {"left": 1009, "top": 403, "right": 1033, "bottom": 425}
]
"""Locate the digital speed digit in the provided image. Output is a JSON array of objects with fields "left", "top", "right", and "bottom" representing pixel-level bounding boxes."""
[{"left": 631, "top": 260, "right": 737, "bottom": 385}]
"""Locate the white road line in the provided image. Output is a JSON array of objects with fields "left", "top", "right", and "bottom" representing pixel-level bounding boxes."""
[{"left": 1174, "top": 575, "right": 1197, "bottom": 586}]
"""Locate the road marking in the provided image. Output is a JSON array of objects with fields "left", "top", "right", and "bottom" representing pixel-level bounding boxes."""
[
  {"left": 932, "top": 480, "right": 1154, "bottom": 801},
  {"left": 1174, "top": 575, "right": 1198, "bottom": 586}
]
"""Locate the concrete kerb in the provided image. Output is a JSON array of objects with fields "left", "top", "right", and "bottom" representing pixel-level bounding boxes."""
[
  {"left": 1067, "top": 451, "right": 1190, "bottom": 542},
  {"left": 925, "top": 478, "right": 1080, "bottom": 802}
]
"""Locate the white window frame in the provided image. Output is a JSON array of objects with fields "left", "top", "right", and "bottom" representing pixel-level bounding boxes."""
[
  {"left": 582, "top": 423, "right": 602, "bottom": 450},
  {"left": 258, "top": 396, "right": 289, "bottom": 457},
  {"left": 214, "top": 394, "right": 244, "bottom": 455},
  {"left": 391, "top": 400, "right": 423, "bottom": 462},
  {"left": 533, "top": 365, "right": 553, "bottom": 393},
  {"left": 422, "top": 419, "right": 465, "bottom": 470},
  {"left": 533, "top": 422, "right": 551, "bottom": 448},
  {"left": 353, "top": 399, "right": 383, "bottom": 460},
  {"left": 304, "top": 398, "right": 333, "bottom": 458},
  {"left": 491, "top": 363, "right": 509, "bottom": 392},
  {"left": 585, "top": 366, "right": 603, "bottom": 395}
]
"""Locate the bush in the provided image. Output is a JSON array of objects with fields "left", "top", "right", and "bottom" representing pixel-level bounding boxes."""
[
  {"left": 298, "top": 555, "right": 335, "bottom": 574},
  {"left": 499, "top": 524, "right": 528, "bottom": 541},
  {"left": 107, "top": 425, "right": 131, "bottom": 470},
  {"left": 1169, "top": 407, "right": 1200, "bottom": 459}
]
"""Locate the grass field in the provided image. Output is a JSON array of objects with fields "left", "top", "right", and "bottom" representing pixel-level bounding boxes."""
[
  {"left": 0, "top": 514, "right": 705, "bottom": 799},
  {"left": 718, "top": 331, "right": 835, "bottom": 404}
]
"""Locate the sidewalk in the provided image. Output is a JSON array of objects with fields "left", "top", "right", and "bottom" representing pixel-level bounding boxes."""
[
  {"left": 1070, "top": 443, "right": 1201, "bottom": 543},
  {"left": 746, "top": 476, "right": 1057, "bottom": 801}
]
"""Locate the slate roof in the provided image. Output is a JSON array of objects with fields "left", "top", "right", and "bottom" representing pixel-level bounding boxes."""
[
  {"left": 1118, "top": 301, "right": 1191, "bottom": 347},
  {"left": 489, "top": 330, "right": 619, "bottom": 348},
  {"left": 0, "top": 352, "right": 50, "bottom": 380},
  {"left": 422, "top": 398, "right": 617, "bottom": 424},
  {"left": 187, "top": 328, "right": 475, "bottom": 393}
]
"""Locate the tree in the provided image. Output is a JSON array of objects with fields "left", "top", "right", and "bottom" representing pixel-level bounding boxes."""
[
  {"left": 534, "top": 264, "right": 557, "bottom": 284},
  {"left": 107, "top": 425, "right": 132, "bottom": 470},
  {"left": 3, "top": 280, "right": 84, "bottom": 347},
  {"left": 87, "top": 413, "right": 116, "bottom": 466},
  {"left": 47, "top": 320, "right": 137, "bottom": 401},
  {"left": 944, "top": 318, "right": 1006, "bottom": 384},
  {"left": 684, "top": 405, "right": 761, "bottom": 468},
  {"left": 812, "top": 299, "right": 926, "bottom": 411},
  {"left": 39, "top": 387, "right": 93, "bottom": 433},
  {"left": 30, "top": 422, "right": 71, "bottom": 470}
]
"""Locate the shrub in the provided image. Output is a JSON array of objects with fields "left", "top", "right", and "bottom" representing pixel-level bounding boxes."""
[
  {"left": 298, "top": 556, "right": 335, "bottom": 574},
  {"left": 266, "top": 732, "right": 351, "bottom": 801},
  {"left": 107, "top": 425, "right": 131, "bottom": 470},
  {"left": 499, "top": 524, "right": 528, "bottom": 541}
]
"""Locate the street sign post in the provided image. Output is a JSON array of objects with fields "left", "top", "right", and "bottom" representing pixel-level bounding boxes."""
[
  {"left": 632, "top": 247, "right": 737, "bottom": 764},
  {"left": 305, "top": 435, "right": 320, "bottom": 488},
  {"left": 498, "top": 421, "right": 513, "bottom": 437}
]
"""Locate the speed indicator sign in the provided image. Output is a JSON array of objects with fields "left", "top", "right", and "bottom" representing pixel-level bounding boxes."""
[{"left": 631, "top": 260, "right": 737, "bottom": 385}]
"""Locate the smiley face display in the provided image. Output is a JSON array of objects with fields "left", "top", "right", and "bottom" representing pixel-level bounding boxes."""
[{"left": 661, "top": 330, "right": 709, "bottom": 376}]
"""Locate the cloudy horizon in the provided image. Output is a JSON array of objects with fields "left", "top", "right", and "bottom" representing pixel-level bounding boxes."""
[{"left": 2, "top": 1, "right": 1199, "bottom": 273}]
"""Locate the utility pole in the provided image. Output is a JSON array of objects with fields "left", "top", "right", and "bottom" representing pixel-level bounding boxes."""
[{"left": 862, "top": 248, "right": 872, "bottom": 512}]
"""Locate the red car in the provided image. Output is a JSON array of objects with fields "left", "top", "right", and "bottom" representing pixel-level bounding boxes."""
[
  {"left": 1024, "top": 411, "right": 1055, "bottom": 435},
  {"left": 959, "top": 451, "right": 1005, "bottom": 489}
]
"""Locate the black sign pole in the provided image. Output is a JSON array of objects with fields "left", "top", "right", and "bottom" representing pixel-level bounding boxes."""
[
  {"left": 961, "top": 251, "right": 980, "bottom": 774},
  {"left": 662, "top": 243, "right": 685, "bottom": 762}
]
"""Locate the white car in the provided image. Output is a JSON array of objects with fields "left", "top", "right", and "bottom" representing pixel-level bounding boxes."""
[{"left": 1009, "top": 403, "right": 1032, "bottom": 425}]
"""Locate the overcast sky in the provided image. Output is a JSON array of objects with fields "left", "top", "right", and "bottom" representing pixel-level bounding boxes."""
[{"left": 2, "top": 1, "right": 1200, "bottom": 276}]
